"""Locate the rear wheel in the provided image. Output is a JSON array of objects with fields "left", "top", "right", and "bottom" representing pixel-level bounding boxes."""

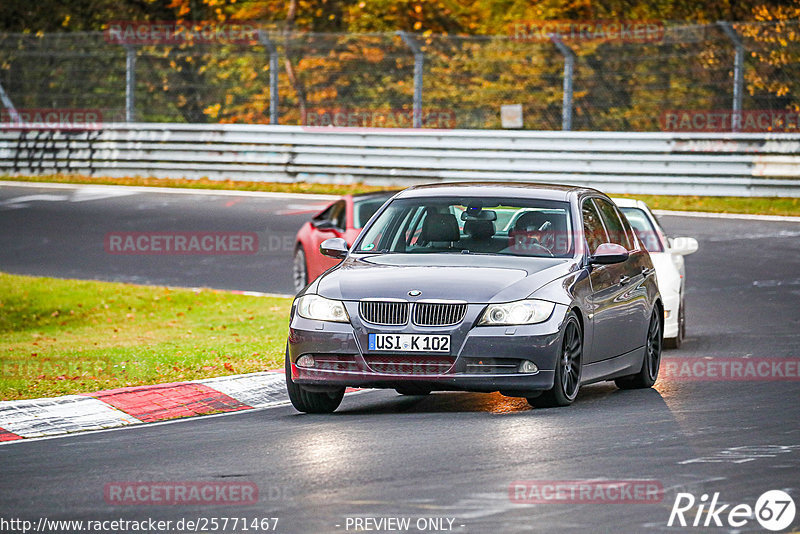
[
  {"left": 292, "top": 246, "right": 308, "bottom": 293},
  {"left": 528, "top": 313, "right": 582, "bottom": 408},
  {"left": 285, "top": 349, "right": 345, "bottom": 414},
  {"left": 664, "top": 297, "right": 685, "bottom": 349},
  {"left": 616, "top": 309, "right": 662, "bottom": 389}
]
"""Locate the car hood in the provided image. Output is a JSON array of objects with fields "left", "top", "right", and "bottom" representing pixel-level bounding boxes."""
[{"left": 314, "top": 253, "right": 577, "bottom": 303}]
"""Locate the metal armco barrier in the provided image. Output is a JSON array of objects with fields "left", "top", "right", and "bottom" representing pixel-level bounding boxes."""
[{"left": 1, "top": 123, "right": 799, "bottom": 197}]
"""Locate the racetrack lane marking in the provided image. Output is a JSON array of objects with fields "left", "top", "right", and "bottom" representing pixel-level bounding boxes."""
[
  {"left": 753, "top": 277, "right": 800, "bottom": 287},
  {"left": 0, "top": 426, "right": 22, "bottom": 441},
  {"left": 0, "top": 379, "right": 373, "bottom": 446},
  {"left": 2, "top": 181, "right": 797, "bottom": 221},
  {"left": 679, "top": 445, "right": 800, "bottom": 465},
  {"left": 0, "top": 395, "right": 142, "bottom": 438},
  {"left": 87, "top": 382, "right": 251, "bottom": 423},
  {"left": 703, "top": 229, "right": 800, "bottom": 242},
  {"left": 276, "top": 202, "right": 331, "bottom": 216},
  {"left": 198, "top": 371, "right": 290, "bottom": 409},
  {"left": 0, "top": 188, "right": 138, "bottom": 208},
  {"left": 653, "top": 209, "right": 800, "bottom": 223},
  {"left": 0, "top": 180, "right": 338, "bottom": 201},
  {"left": 0, "top": 193, "right": 69, "bottom": 208}
]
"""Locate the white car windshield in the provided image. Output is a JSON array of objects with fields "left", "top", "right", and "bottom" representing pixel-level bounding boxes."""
[{"left": 619, "top": 207, "right": 664, "bottom": 253}]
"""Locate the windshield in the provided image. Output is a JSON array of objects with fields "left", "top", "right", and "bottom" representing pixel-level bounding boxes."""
[
  {"left": 355, "top": 196, "right": 573, "bottom": 257},
  {"left": 619, "top": 207, "right": 664, "bottom": 253}
]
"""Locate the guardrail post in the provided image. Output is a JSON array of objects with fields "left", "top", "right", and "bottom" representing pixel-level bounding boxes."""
[
  {"left": 0, "top": 77, "right": 20, "bottom": 122},
  {"left": 717, "top": 21, "right": 744, "bottom": 132},
  {"left": 125, "top": 45, "right": 136, "bottom": 123},
  {"left": 397, "top": 31, "right": 424, "bottom": 128},
  {"left": 550, "top": 35, "right": 574, "bottom": 131},
  {"left": 258, "top": 30, "right": 280, "bottom": 125}
]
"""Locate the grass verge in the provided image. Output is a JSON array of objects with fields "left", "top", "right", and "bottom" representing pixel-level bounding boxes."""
[
  {"left": 612, "top": 194, "right": 800, "bottom": 217},
  {"left": 0, "top": 272, "right": 291, "bottom": 400},
  {"left": 3, "top": 174, "right": 799, "bottom": 217}
]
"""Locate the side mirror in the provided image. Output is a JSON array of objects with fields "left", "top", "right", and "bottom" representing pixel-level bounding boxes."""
[
  {"left": 589, "top": 243, "right": 629, "bottom": 265},
  {"left": 668, "top": 236, "right": 698, "bottom": 256},
  {"left": 320, "top": 237, "right": 349, "bottom": 259}
]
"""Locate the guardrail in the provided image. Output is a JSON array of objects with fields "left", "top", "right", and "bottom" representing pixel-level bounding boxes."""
[{"left": 1, "top": 123, "right": 799, "bottom": 196}]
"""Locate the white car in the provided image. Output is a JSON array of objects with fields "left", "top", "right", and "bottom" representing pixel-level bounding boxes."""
[{"left": 612, "top": 198, "right": 698, "bottom": 349}]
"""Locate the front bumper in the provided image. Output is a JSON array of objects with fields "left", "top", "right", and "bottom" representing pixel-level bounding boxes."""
[
  {"left": 287, "top": 303, "right": 566, "bottom": 395},
  {"left": 662, "top": 291, "right": 680, "bottom": 339}
]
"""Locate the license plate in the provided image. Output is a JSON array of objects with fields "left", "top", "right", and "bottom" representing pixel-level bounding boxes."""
[{"left": 368, "top": 333, "right": 450, "bottom": 353}]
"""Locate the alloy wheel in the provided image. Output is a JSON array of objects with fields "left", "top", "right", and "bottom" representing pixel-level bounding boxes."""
[{"left": 561, "top": 320, "right": 582, "bottom": 400}]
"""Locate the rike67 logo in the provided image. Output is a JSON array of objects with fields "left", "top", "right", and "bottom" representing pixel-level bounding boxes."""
[{"left": 669, "top": 490, "right": 796, "bottom": 531}]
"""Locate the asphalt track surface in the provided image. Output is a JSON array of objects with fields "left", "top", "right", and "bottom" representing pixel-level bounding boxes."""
[
  {"left": 1, "top": 183, "right": 799, "bottom": 533},
  {"left": 0, "top": 183, "right": 332, "bottom": 294}
]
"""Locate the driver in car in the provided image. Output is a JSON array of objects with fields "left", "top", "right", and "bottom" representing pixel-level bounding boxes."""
[{"left": 507, "top": 211, "right": 555, "bottom": 255}]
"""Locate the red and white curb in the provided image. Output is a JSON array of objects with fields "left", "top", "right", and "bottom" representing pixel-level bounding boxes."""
[{"left": 0, "top": 371, "right": 290, "bottom": 443}]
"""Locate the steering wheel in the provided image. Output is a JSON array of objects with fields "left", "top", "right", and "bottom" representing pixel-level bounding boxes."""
[{"left": 527, "top": 241, "right": 554, "bottom": 257}]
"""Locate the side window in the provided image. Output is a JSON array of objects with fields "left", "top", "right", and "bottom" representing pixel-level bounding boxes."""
[
  {"left": 314, "top": 203, "right": 335, "bottom": 223},
  {"left": 582, "top": 200, "right": 608, "bottom": 255},
  {"left": 329, "top": 201, "right": 346, "bottom": 231},
  {"left": 594, "top": 199, "right": 632, "bottom": 250}
]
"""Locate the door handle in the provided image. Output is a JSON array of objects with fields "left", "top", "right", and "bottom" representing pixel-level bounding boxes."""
[{"left": 619, "top": 275, "right": 631, "bottom": 285}]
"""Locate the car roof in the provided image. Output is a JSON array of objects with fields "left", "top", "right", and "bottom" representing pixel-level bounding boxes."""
[
  {"left": 396, "top": 182, "right": 600, "bottom": 202},
  {"left": 610, "top": 197, "right": 649, "bottom": 209}
]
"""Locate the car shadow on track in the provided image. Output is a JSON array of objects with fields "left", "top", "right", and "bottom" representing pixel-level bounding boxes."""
[{"left": 316, "top": 383, "right": 668, "bottom": 416}]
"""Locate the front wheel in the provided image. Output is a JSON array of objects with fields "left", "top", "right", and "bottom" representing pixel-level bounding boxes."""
[
  {"left": 285, "top": 350, "right": 345, "bottom": 413},
  {"left": 615, "top": 309, "right": 662, "bottom": 390},
  {"left": 528, "top": 312, "right": 582, "bottom": 408}
]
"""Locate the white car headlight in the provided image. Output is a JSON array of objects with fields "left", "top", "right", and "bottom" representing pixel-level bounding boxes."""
[
  {"left": 478, "top": 299, "right": 555, "bottom": 326},
  {"left": 296, "top": 294, "right": 350, "bottom": 323}
]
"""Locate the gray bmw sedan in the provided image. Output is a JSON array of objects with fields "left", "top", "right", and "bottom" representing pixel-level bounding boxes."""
[{"left": 285, "top": 183, "right": 663, "bottom": 413}]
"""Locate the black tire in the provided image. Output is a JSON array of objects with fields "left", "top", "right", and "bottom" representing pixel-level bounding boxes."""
[
  {"left": 528, "top": 312, "right": 582, "bottom": 408},
  {"left": 292, "top": 246, "right": 308, "bottom": 293},
  {"left": 285, "top": 350, "right": 345, "bottom": 414},
  {"left": 615, "top": 308, "right": 662, "bottom": 390},
  {"left": 664, "top": 297, "right": 685, "bottom": 349},
  {"left": 395, "top": 385, "right": 432, "bottom": 396}
]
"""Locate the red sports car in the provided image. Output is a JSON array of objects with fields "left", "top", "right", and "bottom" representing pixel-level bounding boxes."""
[{"left": 293, "top": 191, "right": 396, "bottom": 292}]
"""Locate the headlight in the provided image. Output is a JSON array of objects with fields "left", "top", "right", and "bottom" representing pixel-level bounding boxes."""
[
  {"left": 296, "top": 294, "right": 350, "bottom": 323},
  {"left": 478, "top": 299, "right": 555, "bottom": 326}
]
